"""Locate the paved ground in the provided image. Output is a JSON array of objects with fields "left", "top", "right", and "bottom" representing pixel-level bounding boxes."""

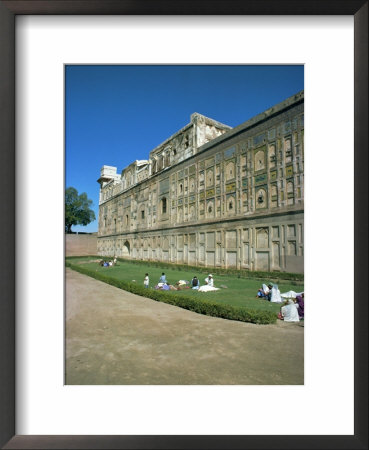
[{"left": 65, "top": 268, "right": 304, "bottom": 385}]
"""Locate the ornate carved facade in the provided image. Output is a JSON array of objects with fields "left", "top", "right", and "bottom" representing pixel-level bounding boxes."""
[{"left": 97, "top": 91, "right": 304, "bottom": 273}]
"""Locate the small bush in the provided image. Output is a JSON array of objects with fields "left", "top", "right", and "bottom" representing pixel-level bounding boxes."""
[{"left": 66, "top": 261, "right": 277, "bottom": 325}]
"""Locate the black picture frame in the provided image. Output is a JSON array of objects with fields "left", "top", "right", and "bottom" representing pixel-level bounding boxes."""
[{"left": 0, "top": 1, "right": 367, "bottom": 449}]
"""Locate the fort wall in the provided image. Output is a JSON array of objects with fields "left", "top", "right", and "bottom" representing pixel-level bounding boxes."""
[
  {"left": 97, "top": 91, "right": 304, "bottom": 273},
  {"left": 66, "top": 233, "right": 97, "bottom": 256}
]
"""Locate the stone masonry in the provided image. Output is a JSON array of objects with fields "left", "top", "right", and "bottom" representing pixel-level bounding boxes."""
[{"left": 97, "top": 91, "right": 304, "bottom": 273}]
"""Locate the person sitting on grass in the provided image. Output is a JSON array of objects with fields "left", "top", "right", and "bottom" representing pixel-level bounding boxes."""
[
  {"left": 270, "top": 284, "right": 282, "bottom": 303},
  {"left": 295, "top": 293, "right": 304, "bottom": 319},
  {"left": 204, "top": 274, "right": 214, "bottom": 287},
  {"left": 191, "top": 276, "right": 200, "bottom": 290},
  {"left": 257, "top": 284, "right": 273, "bottom": 300},
  {"left": 199, "top": 275, "right": 219, "bottom": 292},
  {"left": 155, "top": 282, "right": 173, "bottom": 291},
  {"left": 278, "top": 298, "right": 300, "bottom": 322}
]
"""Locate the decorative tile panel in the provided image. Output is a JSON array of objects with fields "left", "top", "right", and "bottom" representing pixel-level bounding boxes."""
[
  {"left": 159, "top": 178, "right": 169, "bottom": 194},
  {"left": 224, "top": 146, "right": 236, "bottom": 159},
  {"left": 205, "top": 157, "right": 215, "bottom": 168},
  {"left": 253, "top": 133, "right": 266, "bottom": 146},
  {"left": 226, "top": 182, "right": 236, "bottom": 193},
  {"left": 286, "top": 165, "right": 293, "bottom": 177},
  {"left": 206, "top": 188, "right": 215, "bottom": 198},
  {"left": 254, "top": 173, "right": 267, "bottom": 185}
]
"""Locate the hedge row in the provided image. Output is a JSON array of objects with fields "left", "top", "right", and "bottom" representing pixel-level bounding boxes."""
[
  {"left": 65, "top": 255, "right": 99, "bottom": 260},
  {"left": 66, "top": 261, "right": 277, "bottom": 325},
  {"left": 65, "top": 255, "right": 304, "bottom": 283}
]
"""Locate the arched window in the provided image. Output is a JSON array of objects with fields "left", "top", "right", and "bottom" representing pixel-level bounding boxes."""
[
  {"left": 190, "top": 178, "right": 195, "bottom": 192},
  {"left": 161, "top": 197, "right": 167, "bottom": 214},
  {"left": 226, "top": 162, "right": 235, "bottom": 180},
  {"left": 207, "top": 170, "right": 213, "bottom": 186},
  {"left": 254, "top": 150, "right": 265, "bottom": 171},
  {"left": 256, "top": 188, "right": 267, "bottom": 209},
  {"left": 228, "top": 196, "right": 235, "bottom": 212},
  {"left": 207, "top": 202, "right": 214, "bottom": 216}
]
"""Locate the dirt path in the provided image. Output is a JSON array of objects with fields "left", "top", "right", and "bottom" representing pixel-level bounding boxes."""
[{"left": 65, "top": 268, "right": 304, "bottom": 385}]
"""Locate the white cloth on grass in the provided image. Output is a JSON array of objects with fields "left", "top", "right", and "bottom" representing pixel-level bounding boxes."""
[
  {"left": 280, "top": 290, "right": 303, "bottom": 299},
  {"left": 198, "top": 285, "right": 219, "bottom": 292}
]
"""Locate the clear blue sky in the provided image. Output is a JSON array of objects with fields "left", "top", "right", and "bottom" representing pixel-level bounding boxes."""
[{"left": 65, "top": 65, "right": 304, "bottom": 232}]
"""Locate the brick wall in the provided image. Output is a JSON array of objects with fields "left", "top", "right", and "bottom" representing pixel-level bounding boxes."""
[{"left": 66, "top": 234, "right": 97, "bottom": 256}]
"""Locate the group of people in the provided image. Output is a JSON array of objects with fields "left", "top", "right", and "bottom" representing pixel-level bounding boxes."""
[
  {"left": 277, "top": 293, "right": 304, "bottom": 322},
  {"left": 144, "top": 273, "right": 174, "bottom": 290},
  {"left": 146, "top": 271, "right": 304, "bottom": 322},
  {"left": 103, "top": 264, "right": 303, "bottom": 321},
  {"left": 189, "top": 274, "right": 219, "bottom": 291},
  {"left": 143, "top": 272, "right": 219, "bottom": 292},
  {"left": 190, "top": 274, "right": 213, "bottom": 290},
  {"left": 257, "top": 282, "right": 304, "bottom": 322},
  {"left": 153, "top": 273, "right": 175, "bottom": 290},
  {"left": 99, "top": 256, "right": 117, "bottom": 267}
]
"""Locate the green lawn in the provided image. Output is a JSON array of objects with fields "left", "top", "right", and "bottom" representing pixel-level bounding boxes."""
[{"left": 67, "top": 256, "right": 304, "bottom": 314}]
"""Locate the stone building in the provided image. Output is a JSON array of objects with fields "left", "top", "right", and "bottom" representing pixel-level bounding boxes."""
[{"left": 97, "top": 91, "right": 304, "bottom": 273}]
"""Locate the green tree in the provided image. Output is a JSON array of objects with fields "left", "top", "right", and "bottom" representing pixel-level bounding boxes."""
[{"left": 65, "top": 187, "right": 96, "bottom": 233}]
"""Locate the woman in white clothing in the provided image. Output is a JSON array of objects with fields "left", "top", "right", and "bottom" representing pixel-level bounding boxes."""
[{"left": 280, "top": 299, "right": 300, "bottom": 322}]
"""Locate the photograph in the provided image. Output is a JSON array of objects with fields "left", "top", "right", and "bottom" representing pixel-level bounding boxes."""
[
  {"left": 1, "top": 1, "right": 367, "bottom": 447},
  {"left": 65, "top": 65, "right": 305, "bottom": 385}
]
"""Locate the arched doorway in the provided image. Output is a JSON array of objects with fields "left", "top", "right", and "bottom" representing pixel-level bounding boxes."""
[{"left": 122, "top": 241, "right": 130, "bottom": 257}]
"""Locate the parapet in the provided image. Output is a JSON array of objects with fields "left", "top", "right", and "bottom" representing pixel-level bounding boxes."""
[
  {"left": 97, "top": 165, "right": 120, "bottom": 186},
  {"left": 98, "top": 112, "right": 233, "bottom": 199}
]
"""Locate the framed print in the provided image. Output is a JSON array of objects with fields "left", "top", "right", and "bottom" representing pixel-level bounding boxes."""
[{"left": 0, "top": 1, "right": 367, "bottom": 449}]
